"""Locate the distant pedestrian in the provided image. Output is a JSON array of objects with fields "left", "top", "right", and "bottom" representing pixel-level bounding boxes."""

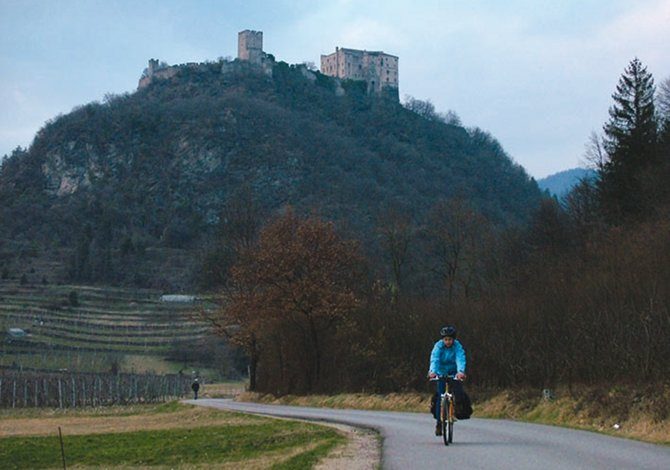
[{"left": 191, "top": 378, "right": 200, "bottom": 399}]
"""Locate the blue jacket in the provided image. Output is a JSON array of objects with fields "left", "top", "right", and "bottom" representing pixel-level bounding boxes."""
[{"left": 428, "top": 339, "right": 466, "bottom": 377}]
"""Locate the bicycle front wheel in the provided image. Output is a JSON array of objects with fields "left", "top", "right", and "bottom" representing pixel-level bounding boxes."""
[
  {"left": 441, "top": 396, "right": 449, "bottom": 446},
  {"left": 447, "top": 398, "right": 454, "bottom": 444}
]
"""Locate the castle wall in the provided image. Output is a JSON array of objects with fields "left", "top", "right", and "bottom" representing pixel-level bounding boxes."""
[{"left": 138, "top": 61, "right": 180, "bottom": 90}]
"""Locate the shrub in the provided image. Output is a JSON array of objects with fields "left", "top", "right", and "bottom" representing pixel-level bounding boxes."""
[{"left": 68, "top": 290, "right": 80, "bottom": 307}]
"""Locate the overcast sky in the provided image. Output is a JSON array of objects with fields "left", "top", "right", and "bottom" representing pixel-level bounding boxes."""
[{"left": 1, "top": 0, "right": 669, "bottom": 178}]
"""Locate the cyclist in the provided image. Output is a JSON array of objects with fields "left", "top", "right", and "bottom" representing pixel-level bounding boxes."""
[{"left": 428, "top": 325, "right": 467, "bottom": 436}]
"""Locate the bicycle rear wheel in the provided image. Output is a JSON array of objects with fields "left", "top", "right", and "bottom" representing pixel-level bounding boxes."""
[{"left": 441, "top": 396, "right": 449, "bottom": 446}]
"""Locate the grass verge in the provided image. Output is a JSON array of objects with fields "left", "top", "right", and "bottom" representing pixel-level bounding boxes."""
[
  {"left": 238, "top": 383, "right": 670, "bottom": 446},
  {"left": 0, "top": 402, "right": 345, "bottom": 468},
  {"left": 473, "top": 384, "right": 670, "bottom": 446}
]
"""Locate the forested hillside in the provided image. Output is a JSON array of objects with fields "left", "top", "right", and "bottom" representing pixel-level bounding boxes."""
[
  {"left": 211, "top": 58, "right": 670, "bottom": 397},
  {"left": 0, "top": 60, "right": 541, "bottom": 289},
  {"left": 1, "top": 54, "right": 669, "bottom": 408}
]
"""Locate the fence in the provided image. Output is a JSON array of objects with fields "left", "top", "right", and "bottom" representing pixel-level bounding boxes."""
[{"left": 0, "top": 370, "right": 192, "bottom": 408}]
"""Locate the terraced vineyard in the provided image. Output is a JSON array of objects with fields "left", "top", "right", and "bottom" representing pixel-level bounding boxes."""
[{"left": 0, "top": 280, "right": 216, "bottom": 375}]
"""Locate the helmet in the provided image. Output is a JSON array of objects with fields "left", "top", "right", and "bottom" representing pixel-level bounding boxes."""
[{"left": 440, "top": 325, "right": 457, "bottom": 338}]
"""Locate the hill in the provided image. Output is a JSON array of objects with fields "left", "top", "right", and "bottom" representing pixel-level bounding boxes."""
[
  {"left": 0, "top": 59, "right": 542, "bottom": 289},
  {"left": 537, "top": 167, "right": 596, "bottom": 198}
]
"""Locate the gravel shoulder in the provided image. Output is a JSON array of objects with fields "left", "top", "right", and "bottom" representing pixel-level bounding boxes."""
[{"left": 314, "top": 422, "right": 380, "bottom": 470}]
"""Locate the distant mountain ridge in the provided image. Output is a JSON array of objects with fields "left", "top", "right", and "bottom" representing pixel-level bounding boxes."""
[
  {"left": 537, "top": 168, "right": 597, "bottom": 198},
  {"left": 0, "top": 59, "right": 542, "bottom": 288}
]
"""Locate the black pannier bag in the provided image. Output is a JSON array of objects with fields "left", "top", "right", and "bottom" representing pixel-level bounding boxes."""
[
  {"left": 454, "top": 389, "right": 473, "bottom": 419},
  {"left": 450, "top": 380, "right": 473, "bottom": 419},
  {"left": 430, "top": 382, "right": 473, "bottom": 419}
]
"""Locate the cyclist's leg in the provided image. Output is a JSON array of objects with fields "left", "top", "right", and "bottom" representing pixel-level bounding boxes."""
[{"left": 434, "top": 379, "right": 446, "bottom": 424}]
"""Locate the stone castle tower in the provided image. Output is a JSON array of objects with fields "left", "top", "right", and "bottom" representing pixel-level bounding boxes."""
[
  {"left": 238, "top": 30, "right": 264, "bottom": 65},
  {"left": 320, "top": 47, "right": 399, "bottom": 97}
]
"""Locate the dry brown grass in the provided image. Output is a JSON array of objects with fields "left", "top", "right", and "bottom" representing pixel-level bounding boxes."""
[
  {"left": 238, "top": 385, "right": 670, "bottom": 446},
  {"left": 474, "top": 387, "right": 670, "bottom": 446},
  {"left": 238, "top": 391, "right": 429, "bottom": 412},
  {"left": 199, "top": 381, "right": 247, "bottom": 399},
  {"left": 0, "top": 403, "right": 263, "bottom": 438}
]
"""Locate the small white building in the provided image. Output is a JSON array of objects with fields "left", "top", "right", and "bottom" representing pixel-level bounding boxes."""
[
  {"left": 160, "top": 295, "right": 196, "bottom": 303},
  {"left": 7, "top": 328, "right": 27, "bottom": 339}
]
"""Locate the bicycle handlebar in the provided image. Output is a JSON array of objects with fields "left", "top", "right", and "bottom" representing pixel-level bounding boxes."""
[{"left": 429, "top": 375, "right": 462, "bottom": 382}]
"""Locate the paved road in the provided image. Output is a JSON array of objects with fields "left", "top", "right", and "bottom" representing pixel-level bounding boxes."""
[{"left": 189, "top": 399, "right": 670, "bottom": 469}]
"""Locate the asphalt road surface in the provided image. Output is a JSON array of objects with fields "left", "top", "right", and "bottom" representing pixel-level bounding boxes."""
[{"left": 189, "top": 399, "right": 670, "bottom": 469}]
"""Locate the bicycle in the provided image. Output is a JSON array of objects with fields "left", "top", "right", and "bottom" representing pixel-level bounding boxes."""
[{"left": 430, "top": 375, "right": 459, "bottom": 446}]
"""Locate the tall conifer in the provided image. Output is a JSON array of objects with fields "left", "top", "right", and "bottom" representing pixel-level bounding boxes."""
[{"left": 600, "top": 58, "right": 658, "bottom": 220}]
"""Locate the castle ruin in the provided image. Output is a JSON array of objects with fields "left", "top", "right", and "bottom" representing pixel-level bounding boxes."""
[
  {"left": 320, "top": 47, "right": 399, "bottom": 97},
  {"left": 139, "top": 31, "right": 399, "bottom": 99},
  {"left": 235, "top": 29, "right": 273, "bottom": 76},
  {"left": 238, "top": 30, "right": 264, "bottom": 65},
  {"left": 138, "top": 59, "right": 179, "bottom": 89}
]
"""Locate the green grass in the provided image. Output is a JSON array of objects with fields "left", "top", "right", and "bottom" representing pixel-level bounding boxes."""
[
  {"left": 0, "top": 420, "right": 343, "bottom": 469},
  {"left": 272, "top": 438, "right": 344, "bottom": 469}
]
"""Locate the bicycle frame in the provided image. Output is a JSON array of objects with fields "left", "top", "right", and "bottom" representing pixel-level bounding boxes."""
[{"left": 430, "top": 375, "right": 457, "bottom": 445}]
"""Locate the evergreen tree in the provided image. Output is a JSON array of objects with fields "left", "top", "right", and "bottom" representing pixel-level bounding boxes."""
[
  {"left": 655, "top": 77, "right": 670, "bottom": 208},
  {"left": 599, "top": 58, "right": 658, "bottom": 221}
]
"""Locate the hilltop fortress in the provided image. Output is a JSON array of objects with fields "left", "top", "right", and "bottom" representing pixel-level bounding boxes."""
[
  {"left": 138, "top": 30, "right": 398, "bottom": 99},
  {"left": 320, "top": 47, "right": 398, "bottom": 96}
]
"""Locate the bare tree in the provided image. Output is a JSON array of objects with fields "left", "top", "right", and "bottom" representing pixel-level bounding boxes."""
[
  {"left": 657, "top": 76, "right": 670, "bottom": 121},
  {"left": 403, "top": 95, "right": 439, "bottom": 120},
  {"left": 214, "top": 208, "right": 365, "bottom": 392},
  {"left": 377, "top": 209, "right": 415, "bottom": 303},
  {"left": 425, "top": 198, "right": 491, "bottom": 303},
  {"left": 582, "top": 131, "right": 607, "bottom": 171}
]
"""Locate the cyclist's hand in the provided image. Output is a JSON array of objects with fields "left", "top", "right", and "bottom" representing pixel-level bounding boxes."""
[
  {"left": 455, "top": 372, "right": 466, "bottom": 381},
  {"left": 428, "top": 372, "right": 437, "bottom": 379}
]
